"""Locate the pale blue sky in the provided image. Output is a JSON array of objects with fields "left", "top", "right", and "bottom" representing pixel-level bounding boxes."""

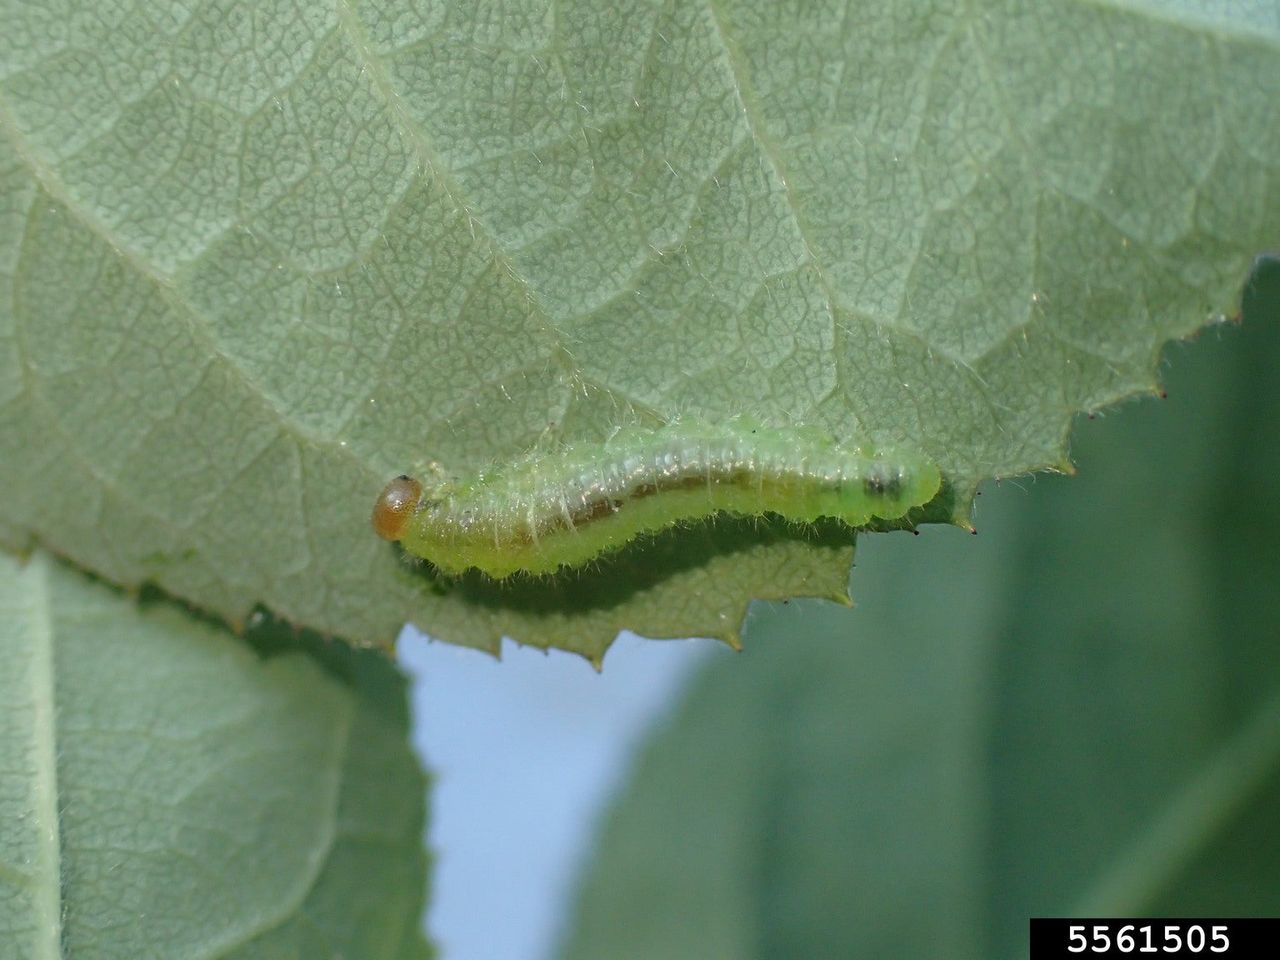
[{"left": 401, "top": 627, "right": 723, "bottom": 960}]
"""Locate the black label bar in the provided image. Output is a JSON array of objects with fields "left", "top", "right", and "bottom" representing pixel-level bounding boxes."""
[{"left": 1031, "top": 919, "right": 1277, "bottom": 958}]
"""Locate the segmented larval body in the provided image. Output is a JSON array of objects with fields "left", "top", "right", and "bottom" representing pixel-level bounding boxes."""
[{"left": 372, "top": 420, "right": 940, "bottom": 578}]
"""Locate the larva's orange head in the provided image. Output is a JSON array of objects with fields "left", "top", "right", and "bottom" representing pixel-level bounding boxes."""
[{"left": 372, "top": 475, "right": 423, "bottom": 541}]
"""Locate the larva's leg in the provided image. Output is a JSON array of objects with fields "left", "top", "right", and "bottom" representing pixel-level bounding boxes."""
[
  {"left": 533, "top": 420, "right": 562, "bottom": 450},
  {"left": 410, "top": 459, "right": 448, "bottom": 482}
]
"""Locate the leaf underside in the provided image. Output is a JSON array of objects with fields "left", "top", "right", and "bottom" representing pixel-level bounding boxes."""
[
  {"left": 0, "top": 549, "right": 432, "bottom": 960},
  {"left": 1, "top": 1, "right": 1277, "bottom": 657}
]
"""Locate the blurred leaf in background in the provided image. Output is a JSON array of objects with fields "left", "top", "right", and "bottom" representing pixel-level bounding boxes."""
[
  {"left": 558, "top": 264, "right": 1280, "bottom": 959},
  {"left": 0, "top": 552, "right": 432, "bottom": 960}
]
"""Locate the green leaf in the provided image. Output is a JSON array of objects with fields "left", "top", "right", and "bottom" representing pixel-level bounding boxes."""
[
  {"left": 0, "top": 2, "right": 1275, "bottom": 656},
  {"left": 557, "top": 269, "right": 1280, "bottom": 958},
  {"left": 0, "top": 551, "right": 431, "bottom": 959}
]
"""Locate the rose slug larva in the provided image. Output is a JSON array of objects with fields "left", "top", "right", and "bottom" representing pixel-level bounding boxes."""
[{"left": 372, "top": 420, "right": 940, "bottom": 578}]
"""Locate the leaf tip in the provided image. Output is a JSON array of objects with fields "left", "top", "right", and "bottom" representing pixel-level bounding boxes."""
[{"left": 828, "top": 587, "right": 855, "bottom": 608}]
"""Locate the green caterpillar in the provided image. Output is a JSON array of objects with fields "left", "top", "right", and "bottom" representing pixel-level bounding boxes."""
[{"left": 372, "top": 420, "right": 940, "bottom": 578}]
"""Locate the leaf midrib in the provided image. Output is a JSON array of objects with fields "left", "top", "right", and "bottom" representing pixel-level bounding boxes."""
[{"left": 23, "top": 554, "right": 63, "bottom": 960}]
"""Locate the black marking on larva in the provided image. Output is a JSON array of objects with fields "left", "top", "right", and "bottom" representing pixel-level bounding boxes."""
[
  {"left": 569, "top": 497, "right": 627, "bottom": 527},
  {"left": 862, "top": 468, "right": 904, "bottom": 498},
  {"left": 564, "top": 469, "right": 759, "bottom": 532},
  {"left": 443, "top": 461, "right": 900, "bottom": 540}
]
